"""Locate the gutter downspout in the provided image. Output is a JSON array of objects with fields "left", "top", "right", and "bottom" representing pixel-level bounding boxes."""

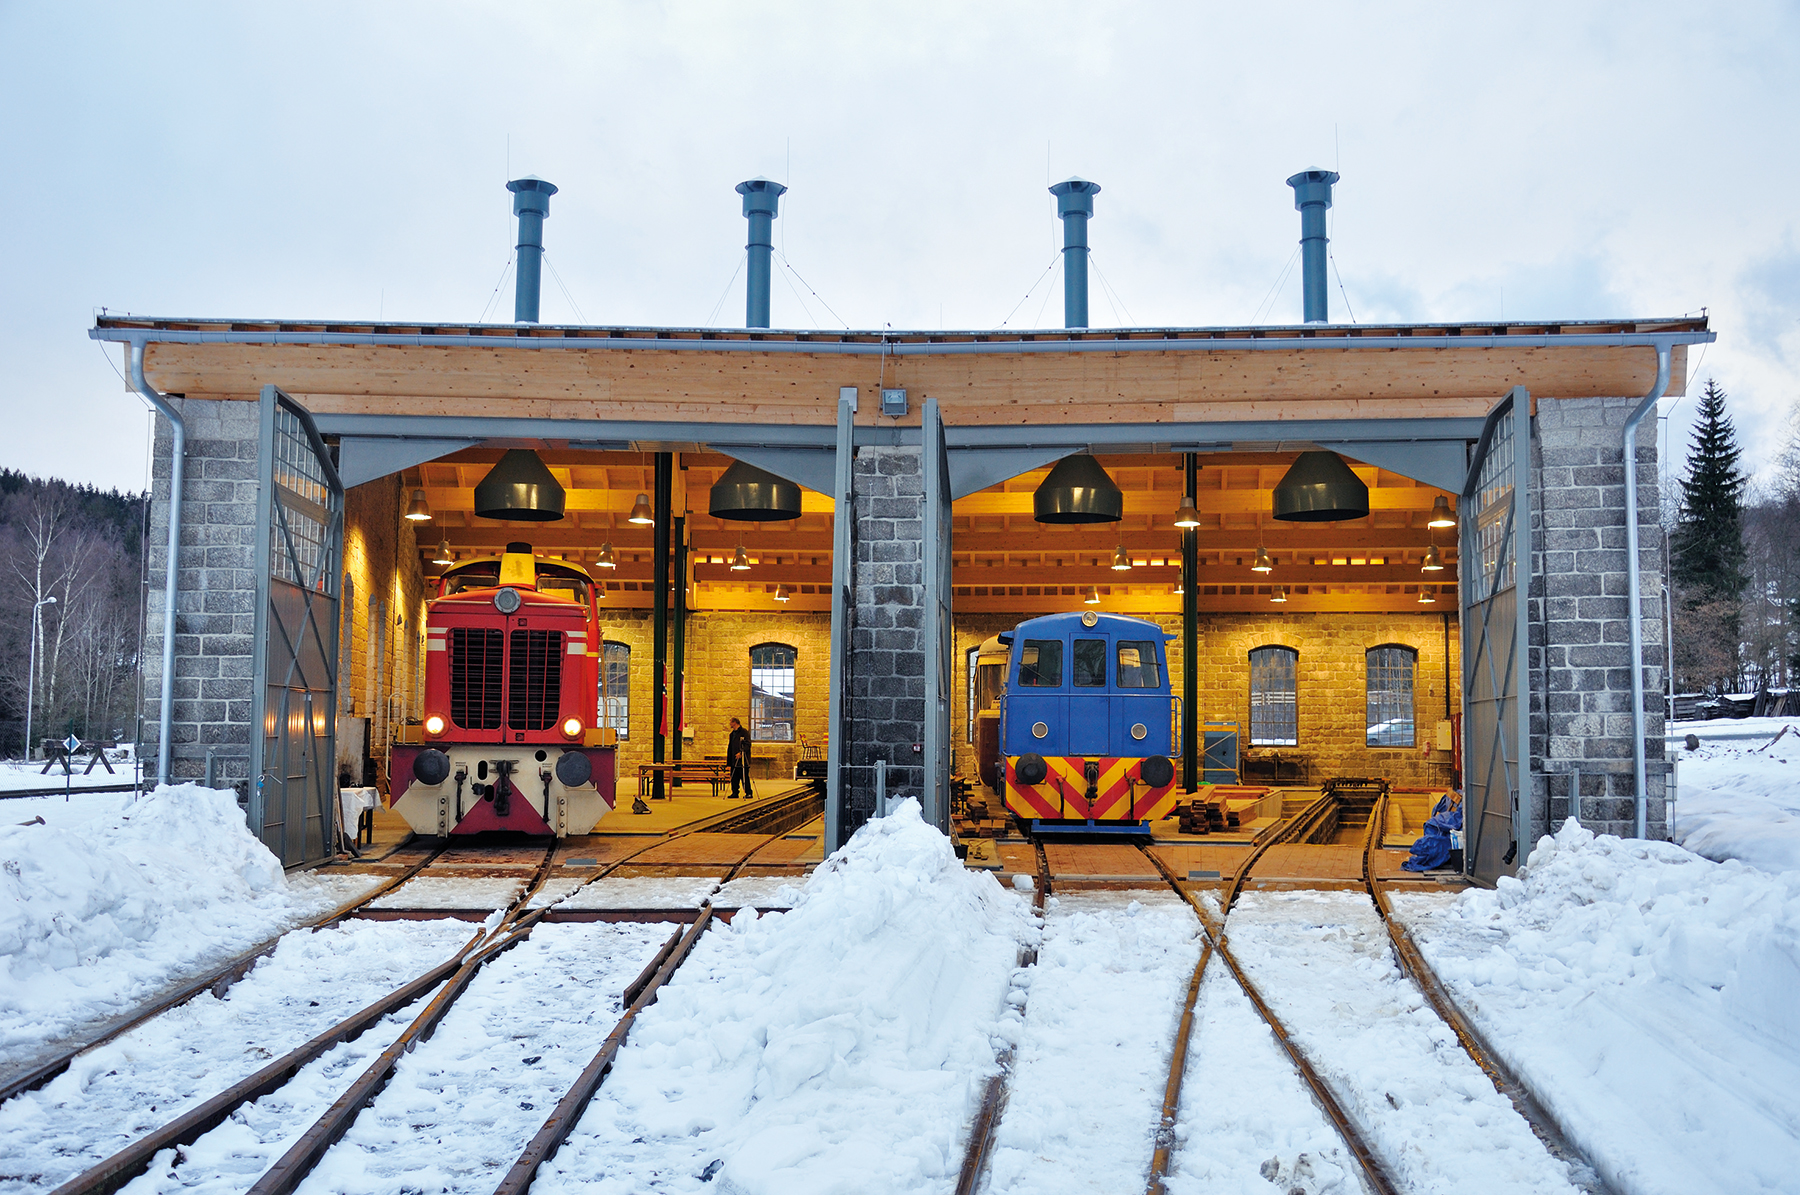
[
  {"left": 1624, "top": 343, "right": 1672, "bottom": 839},
  {"left": 129, "top": 339, "right": 184, "bottom": 788}
]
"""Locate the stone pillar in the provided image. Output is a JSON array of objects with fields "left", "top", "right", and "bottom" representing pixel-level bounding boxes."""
[
  {"left": 847, "top": 445, "right": 925, "bottom": 829},
  {"left": 1529, "top": 395, "right": 1667, "bottom": 842},
  {"left": 143, "top": 397, "right": 261, "bottom": 789}
]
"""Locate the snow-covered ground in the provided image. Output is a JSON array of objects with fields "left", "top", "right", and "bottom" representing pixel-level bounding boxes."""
[
  {"left": 533, "top": 800, "right": 1035, "bottom": 1194},
  {"left": 0, "top": 784, "right": 380, "bottom": 1069},
  {"left": 1397, "top": 821, "right": 1800, "bottom": 1195},
  {"left": 0, "top": 758, "right": 141, "bottom": 794},
  {"left": 0, "top": 919, "right": 475, "bottom": 1193},
  {"left": 984, "top": 889, "right": 1201, "bottom": 1194},
  {"left": 1673, "top": 719, "right": 1800, "bottom": 873}
]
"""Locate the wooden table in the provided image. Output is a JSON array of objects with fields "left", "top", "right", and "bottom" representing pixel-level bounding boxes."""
[{"left": 638, "top": 761, "right": 733, "bottom": 798}]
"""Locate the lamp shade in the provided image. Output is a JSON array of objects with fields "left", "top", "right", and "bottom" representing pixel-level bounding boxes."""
[
  {"left": 1428, "top": 495, "right": 1457, "bottom": 529},
  {"left": 1252, "top": 546, "right": 1274, "bottom": 573},
  {"left": 628, "top": 493, "right": 654, "bottom": 524},
  {"left": 432, "top": 539, "right": 453, "bottom": 565},
  {"left": 405, "top": 489, "right": 432, "bottom": 521},
  {"left": 1084, "top": 585, "right": 1102, "bottom": 605},
  {"left": 1271, "top": 585, "right": 1288, "bottom": 603},
  {"left": 710, "top": 460, "right": 803, "bottom": 522},
  {"left": 1418, "top": 586, "right": 1436, "bottom": 603},
  {"left": 1173, "top": 497, "right": 1201, "bottom": 529},
  {"left": 473, "top": 450, "right": 565, "bottom": 522},
  {"left": 773, "top": 584, "right": 790, "bottom": 602},
  {"left": 1033, "top": 454, "right": 1124, "bottom": 524},
  {"left": 1111, "top": 545, "right": 1132, "bottom": 571},
  {"left": 730, "top": 544, "right": 751, "bottom": 570},
  {"left": 597, "top": 542, "right": 616, "bottom": 569},
  {"left": 1421, "top": 544, "right": 1444, "bottom": 572},
  {"left": 1271, "top": 451, "right": 1370, "bottom": 522}
]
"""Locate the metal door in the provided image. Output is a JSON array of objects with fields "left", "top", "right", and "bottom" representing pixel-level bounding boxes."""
[
  {"left": 1460, "top": 387, "right": 1531, "bottom": 883},
  {"left": 921, "top": 397, "right": 954, "bottom": 833},
  {"left": 826, "top": 390, "right": 855, "bottom": 852},
  {"left": 249, "top": 386, "right": 344, "bottom": 867}
]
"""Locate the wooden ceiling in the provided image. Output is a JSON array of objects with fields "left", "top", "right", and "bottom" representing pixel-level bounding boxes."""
[{"left": 401, "top": 447, "right": 1459, "bottom": 615}]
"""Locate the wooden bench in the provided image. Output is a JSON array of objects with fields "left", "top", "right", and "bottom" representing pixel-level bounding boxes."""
[{"left": 638, "top": 760, "right": 733, "bottom": 798}]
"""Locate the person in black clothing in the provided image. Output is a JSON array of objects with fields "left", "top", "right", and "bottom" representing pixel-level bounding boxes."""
[{"left": 727, "top": 717, "right": 753, "bottom": 799}]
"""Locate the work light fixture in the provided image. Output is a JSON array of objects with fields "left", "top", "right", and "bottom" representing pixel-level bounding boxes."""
[
  {"left": 1173, "top": 497, "right": 1201, "bottom": 529},
  {"left": 1418, "top": 585, "right": 1436, "bottom": 604},
  {"left": 774, "top": 584, "right": 790, "bottom": 603},
  {"left": 1252, "top": 546, "right": 1274, "bottom": 574},
  {"left": 1270, "top": 585, "right": 1288, "bottom": 603},
  {"left": 405, "top": 489, "right": 432, "bottom": 521},
  {"left": 597, "top": 542, "right": 616, "bottom": 569},
  {"left": 1421, "top": 544, "right": 1444, "bottom": 572},
  {"left": 628, "top": 493, "right": 655, "bottom": 525},
  {"left": 731, "top": 543, "right": 752, "bottom": 571},
  {"left": 1112, "top": 544, "right": 1132, "bottom": 571},
  {"left": 1084, "top": 585, "right": 1102, "bottom": 605},
  {"left": 432, "top": 539, "right": 453, "bottom": 566},
  {"left": 1428, "top": 495, "right": 1457, "bottom": 529}
]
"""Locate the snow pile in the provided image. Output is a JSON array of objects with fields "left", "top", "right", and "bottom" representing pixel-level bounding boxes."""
[
  {"left": 1674, "top": 722, "right": 1800, "bottom": 873},
  {"left": 535, "top": 799, "right": 1035, "bottom": 1195},
  {"left": 1398, "top": 821, "right": 1800, "bottom": 1194},
  {"left": 0, "top": 783, "right": 372, "bottom": 1059}
]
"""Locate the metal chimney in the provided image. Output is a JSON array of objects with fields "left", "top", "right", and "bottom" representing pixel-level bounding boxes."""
[
  {"left": 506, "top": 177, "right": 558, "bottom": 323},
  {"left": 1048, "top": 177, "right": 1101, "bottom": 329},
  {"left": 1285, "top": 169, "right": 1339, "bottom": 324},
  {"left": 737, "top": 178, "right": 788, "bottom": 328}
]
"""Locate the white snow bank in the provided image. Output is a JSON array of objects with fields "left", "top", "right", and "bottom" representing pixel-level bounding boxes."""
[
  {"left": 1397, "top": 820, "right": 1800, "bottom": 1195},
  {"left": 986, "top": 890, "right": 1202, "bottom": 1193},
  {"left": 0, "top": 784, "right": 376, "bottom": 1061},
  {"left": 711, "top": 876, "right": 805, "bottom": 909},
  {"left": 555, "top": 875, "right": 718, "bottom": 910},
  {"left": 0, "top": 761, "right": 139, "bottom": 794},
  {"left": 366, "top": 875, "right": 524, "bottom": 910},
  {"left": 1674, "top": 724, "right": 1800, "bottom": 873},
  {"left": 534, "top": 798, "right": 1036, "bottom": 1195}
]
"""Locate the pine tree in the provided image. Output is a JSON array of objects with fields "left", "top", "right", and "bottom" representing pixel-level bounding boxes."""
[{"left": 1670, "top": 379, "right": 1748, "bottom": 690}]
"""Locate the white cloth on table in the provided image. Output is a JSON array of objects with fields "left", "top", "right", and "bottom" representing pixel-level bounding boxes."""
[{"left": 339, "top": 786, "right": 379, "bottom": 837}]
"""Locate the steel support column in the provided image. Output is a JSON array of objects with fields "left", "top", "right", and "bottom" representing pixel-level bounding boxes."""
[
  {"left": 651, "top": 453, "right": 671, "bottom": 800},
  {"left": 1182, "top": 452, "right": 1199, "bottom": 791}
]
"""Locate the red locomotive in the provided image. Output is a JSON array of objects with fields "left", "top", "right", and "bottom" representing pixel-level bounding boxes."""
[{"left": 387, "top": 541, "right": 617, "bottom": 836}]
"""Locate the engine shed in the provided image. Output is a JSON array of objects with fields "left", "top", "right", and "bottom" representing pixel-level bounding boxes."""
[{"left": 94, "top": 179, "right": 1712, "bottom": 887}]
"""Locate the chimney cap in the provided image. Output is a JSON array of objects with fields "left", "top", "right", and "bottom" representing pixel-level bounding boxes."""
[
  {"left": 1049, "top": 176, "right": 1101, "bottom": 218},
  {"left": 507, "top": 176, "right": 558, "bottom": 218},
  {"left": 737, "top": 177, "right": 788, "bottom": 217},
  {"left": 1286, "top": 169, "right": 1340, "bottom": 209}
]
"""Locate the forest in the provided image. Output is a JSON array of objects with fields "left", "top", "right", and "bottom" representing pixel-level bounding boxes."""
[{"left": 0, "top": 470, "right": 147, "bottom": 758}]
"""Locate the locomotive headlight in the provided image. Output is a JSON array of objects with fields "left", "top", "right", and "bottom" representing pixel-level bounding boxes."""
[
  {"left": 424, "top": 714, "right": 447, "bottom": 736},
  {"left": 494, "top": 587, "right": 522, "bottom": 615},
  {"left": 561, "top": 716, "right": 583, "bottom": 739}
]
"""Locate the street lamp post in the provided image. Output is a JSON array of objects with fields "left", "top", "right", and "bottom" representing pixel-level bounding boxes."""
[{"left": 24, "top": 595, "right": 56, "bottom": 762}]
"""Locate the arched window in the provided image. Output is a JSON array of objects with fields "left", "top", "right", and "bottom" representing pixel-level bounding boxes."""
[
  {"left": 1366, "top": 645, "right": 1417, "bottom": 748},
  {"left": 750, "top": 643, "right": 797, "bottom": 742},
  {"left": 599, "top": 641, "right": 630, "bottom": 739},
  {"left": 1248, "top": 645, "right": 1299, "bottom": 746}
]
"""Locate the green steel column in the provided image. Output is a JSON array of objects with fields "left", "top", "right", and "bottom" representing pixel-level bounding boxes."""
[
  {"left": 1182, "top": 452, "right": 1199, "bottom": 791},
  {"left": 672, "top": 513, "right": 686, "bottom": 764},
  {"left": 651, "top": 453, "right": 671, "bottom": 800}
]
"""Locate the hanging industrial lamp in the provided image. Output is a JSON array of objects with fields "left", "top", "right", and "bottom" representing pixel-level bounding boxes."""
[
  {"left": 1111, "top": 544, "right": 1132, "bottom": 571},
  {"left": 710, "top": 459, "right": 803, "bottom": 522},
  {"left": 1428, "top": 495, "right": 1457, "bottom": 529},
  {"left": 773, "top": 583, "right": 790, "bottom": 603},
  {"left": 1034, "top": 454, "right": 1124, "bottom": 524},
  {"left": 1271, "top": 451, "right": 1369, "bottom": 522},
  {"left": 627, "top": 493, "right": 654, "bottom": 525},
  {"left": 1271, "top": 585, "right": 1288, "bottom": 603},
  {"left": 405, "top": 489, "right": 432, "bottom": 522},
  {"left": 597, "top": 542, "right": 616, "bottom": 569},
  {"left": 473, "top": 450, "right": 566, "bottom": 522},
  {"left": 1252, "top": 546, "right": 1274, "bottom": 574},
  {"left": 432, "top": 538, "right": 454, "bottom": 566},
  {"left": 1418, "top": 585, "right": 1436, "bottom": 604},
  {"left": 730, "top": 543, "right": 752, "bottom": 571},
  {"left": 1173, "top": 497, "right": 1201, "bottom": 529},
  {"left": 1421, "top": 544, "right": 1444, "bottom": 572},
  {"left": 1084, "top": 585, "right": 1102, "bottom": 605}
]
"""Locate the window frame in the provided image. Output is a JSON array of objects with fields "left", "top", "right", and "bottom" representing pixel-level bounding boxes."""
[
  {"left": 600, "top": 640, "right": 630, "bottom": 740},
  {"left": 966, "top": 645, "right": 979, "bottom": 743},
  {"left": 1115, "top": 639, "right": 1162, "bottom": 690},
  {"left": 1248, "top": 645, "right": 1299, "bottom": 747},
  {"left": 749, "top": 642, "right": 798, "bottom": 743},
  {"left": 1365, "top": 644, "right": 1418, "bottom": 748}
]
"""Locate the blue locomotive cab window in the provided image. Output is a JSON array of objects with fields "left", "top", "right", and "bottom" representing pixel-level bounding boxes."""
[
  {"left": 1018, "top": 639, "right": 1063, "bottom": 687},
  {"left": 1116, "top": 641, "right": 1161, "bottom": 689},
  {"left": 1072, "top": 639, "right": 1107, "bottom": 687}
]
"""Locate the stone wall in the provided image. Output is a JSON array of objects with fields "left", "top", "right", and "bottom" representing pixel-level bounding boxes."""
[
  {"left": 952, "top": 610, "right": 1459, "bottom": 790},
  {"left": 848, "top": 446, "right": 923, "bottom": 826},
  {"left": 337, "top": 477, "right": 426, "bottom": 785},
  {"left": 1529, "top": 396, "right": 1668, "bottom": 841}
]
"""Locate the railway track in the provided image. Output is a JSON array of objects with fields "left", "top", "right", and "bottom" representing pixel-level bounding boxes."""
[{"left": 22, "top": 788, "right": 821, "bottom": 1195}]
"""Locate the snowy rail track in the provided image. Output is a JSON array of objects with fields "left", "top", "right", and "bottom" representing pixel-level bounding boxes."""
[{"left": 12, "top": 789, "right": 821, "bottom": 1195}]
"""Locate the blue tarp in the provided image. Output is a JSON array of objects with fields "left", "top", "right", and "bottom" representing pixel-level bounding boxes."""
[{"left": 1401, "top": 793, "right": 1463, "bottom": 872}]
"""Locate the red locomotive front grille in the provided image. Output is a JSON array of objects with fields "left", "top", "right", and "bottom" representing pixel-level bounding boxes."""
[
  {"left": 450, "top": 628, "right": 503, "bottom": 729},
  {"left": 506, "top": 629, "right": 563, "bottom": 730}
]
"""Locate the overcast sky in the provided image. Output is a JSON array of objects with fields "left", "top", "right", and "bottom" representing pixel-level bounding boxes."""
[{"left": 3, "top": 1, "right": 1795, "bottom": 495}]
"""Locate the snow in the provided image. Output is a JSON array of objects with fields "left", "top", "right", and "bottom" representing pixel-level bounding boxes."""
[
  {"left": 533, "top": 798, "right": 1035, "bottom": 1194},
  {"left": 984, "top": 890, "right": 1202, "bottom": 1194},
  {"left": 555, "top": 875, "right": 719, "bottom": 910},
  {"left": 1396, "top": 820, "right": 1800, "bottom": 1195},
  {"left": 1673, "top": 720, "right": 1800, "bottom": 873},
  {"left": 0, "top": 784, "right": 380, "bottom": 1067},
  {"left": 0, "top": 759, "right": 140, "bottom": 794},
  {"left": 711, "top": 876, "right": 805, "bottom": 909},
  {"left": 0, "top": 918, "right": 474, "bottom": 1193},
  {"left": 1225, "top": 890, "right": 1582, "bottom": 1194},
  {"left": 367, "top": 876, "right": 526, "bottom": 910}
]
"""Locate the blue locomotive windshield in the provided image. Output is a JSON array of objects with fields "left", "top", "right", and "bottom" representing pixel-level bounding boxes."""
[
  {"left": 1018, "top": 640, "right": 1063, "bottom": 686},
  {"left": 1072, "top": 639, "right": 1107, "bottom": 687},
  {"left": 1116, "top": 641, "right": 1161, "bottom": 688}
]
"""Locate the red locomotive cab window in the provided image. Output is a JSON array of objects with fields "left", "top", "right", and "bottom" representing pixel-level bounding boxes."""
[
  {"left": 1017, "top": 640, "right": 1063, "bottom": 687},
  {"left": 1072, "top": 639, "right": 1107, "bottom": 687},
  {"left": 441, "top": 563, "right": 502, "bottom": 596},
  {"left": 1116, "top": 641, "right": 1162, "bottom": 689}
]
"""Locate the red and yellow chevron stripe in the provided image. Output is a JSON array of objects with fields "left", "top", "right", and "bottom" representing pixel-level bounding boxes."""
[{"left": 1003, "top": 755, "right": 1179, "bottom": 824}]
